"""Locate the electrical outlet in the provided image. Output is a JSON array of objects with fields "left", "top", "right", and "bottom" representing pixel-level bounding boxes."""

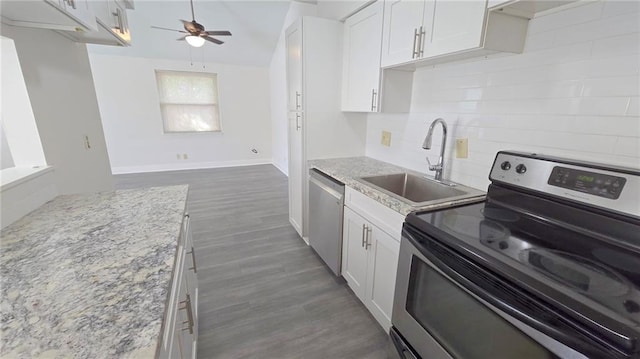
[
  {"left": 381, "top": 131, "right": 392, "bottom": 147},
  {"left": 183, "top": 153, "right": 188, "bottom": 160},
  {"left": 456, "top": 138, "right": 468, "bottom": 158},
  {"left": 176, "top": 154, "right": 181, "bottom": 160}
]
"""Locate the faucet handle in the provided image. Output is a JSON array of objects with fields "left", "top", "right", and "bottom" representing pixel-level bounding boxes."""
[{"left": 426, "top": 157, "right": 440, "bottom": 171}]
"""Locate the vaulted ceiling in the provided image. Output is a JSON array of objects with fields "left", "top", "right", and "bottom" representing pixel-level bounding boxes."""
[{"left": 87, "top": 0, "right": 291, "bottom": 67}]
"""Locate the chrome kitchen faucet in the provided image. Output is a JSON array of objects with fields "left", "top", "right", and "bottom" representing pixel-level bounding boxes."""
[{"left": 422, "top": 118, "right": 448, "bottom": 182}]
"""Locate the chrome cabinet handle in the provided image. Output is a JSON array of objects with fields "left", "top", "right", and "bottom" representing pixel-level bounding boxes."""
[
  {"left": 187, "top": 247, "right": 197, "bottom": 273},
  {"left": 361, "top": 224, "right": 366, "bottom": 247},
  {"left": 295, "top": 113, "right": 301, "bottom": 131},
  {"left": 371, "top": 89, "right": 378, "bottom": 111},
  {"left": 412, "top": 28, "right": 419, "bottom": 59},
  {"left": 179, "top": 294, "right": 194, "bottom": 334},
  {"left": 418, "top": 25, "right": 425, "bottom": 57},
  {"left": 113, "top": 8, "right": 124, "bottom": 34},
  {"left": 295, "top": 91, "right": 301, "bottom": 109},
  {"left": 366, "top": 227, "right": 372, "bottom": 249},
  {"left": 119, "top": 9, "right": 124, "bottom": 34}
]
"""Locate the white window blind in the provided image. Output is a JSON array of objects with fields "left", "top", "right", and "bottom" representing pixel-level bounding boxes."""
[{"left": 155, "top": 70, "right": 220, "bottom": 133}]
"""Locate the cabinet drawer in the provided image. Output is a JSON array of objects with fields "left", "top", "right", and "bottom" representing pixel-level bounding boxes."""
[{"left": 345, "top": 186, "right": 404, "bottom": 240}]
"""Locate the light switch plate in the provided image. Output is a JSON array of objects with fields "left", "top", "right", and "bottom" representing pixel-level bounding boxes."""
[
  {"left": 456, "top": 138, "right": 468, "bottom": 158},
  {"left": 381, "top": 131, "right": 392, "bottom": 147}
]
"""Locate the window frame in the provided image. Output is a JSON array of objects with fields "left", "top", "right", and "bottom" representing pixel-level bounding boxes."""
[{"left": 154, "top": 69, "right": 222, "bottom": 134}]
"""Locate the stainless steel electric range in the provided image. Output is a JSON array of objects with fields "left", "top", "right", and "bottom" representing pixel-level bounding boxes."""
[{"left": 390, "top": 151, "right": 640, "bottom": 359}]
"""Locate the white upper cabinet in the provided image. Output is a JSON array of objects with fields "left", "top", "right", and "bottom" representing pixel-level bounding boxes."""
[
  {"left": 0, "top": 0, "right": 134, "bottom": 47},
  {"left": 381, "top": 0, "right": 529, "bottom": 68},
  {"left": 1, "top": 0, "right": 98, "bottom": 32},
  {"left": 380, "top": 0, "right": 426, "bottom": 67},
  {"left": 424, "top": 0, "right": 487, "bottom": 58},
  {"left": 341, "top": 1, "right": 384, "bottom": 112},
  {"left": 58, "top": 0, "right": 132, "bottom": 46}
]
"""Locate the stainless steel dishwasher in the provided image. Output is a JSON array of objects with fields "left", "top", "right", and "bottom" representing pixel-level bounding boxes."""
[{"left": 308, "top": 168, "right": 345, "bottom": 276}]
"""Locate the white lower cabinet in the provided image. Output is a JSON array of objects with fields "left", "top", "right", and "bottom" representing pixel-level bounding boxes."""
[
  {"left": 159, "top": 214, "right": 198, "bottom": 359},
  {"left": 342, "top": 206, "right": 400, "bottom": 330}
]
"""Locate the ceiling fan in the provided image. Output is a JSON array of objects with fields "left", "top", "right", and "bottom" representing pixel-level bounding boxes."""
[{"left": 151, "top": 0, "right": 232, "bottom": 48}]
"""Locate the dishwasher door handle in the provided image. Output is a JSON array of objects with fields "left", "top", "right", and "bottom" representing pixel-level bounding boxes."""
[{"left": 309, "top": 175, "right": 343, "bottom": 200}]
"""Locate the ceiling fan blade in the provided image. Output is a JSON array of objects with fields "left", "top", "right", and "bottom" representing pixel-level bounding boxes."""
[
  {"left": 203, "top": 36, "right": 224, "bottom": 45},
  {"left": 177, "top": 35, "right": 187, "bottom": 41},
  {"left": 205, "top": 30, "right": 232, "bottom": 36},
  {"left": 151, "top": 25, "right": 187, "bottom": 33}
]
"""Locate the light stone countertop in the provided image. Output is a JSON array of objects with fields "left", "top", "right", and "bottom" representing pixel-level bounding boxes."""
[
  {"left": 0, "top": 185, "right": 189, "bottom": 359},
  {"left": 309, "top": 157, "right": 485, "bottom": 216}
]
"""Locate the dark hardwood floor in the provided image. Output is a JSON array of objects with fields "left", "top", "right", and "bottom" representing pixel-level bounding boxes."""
[{"left": 114, "top": 165, "right": 390, "bottom": 358}]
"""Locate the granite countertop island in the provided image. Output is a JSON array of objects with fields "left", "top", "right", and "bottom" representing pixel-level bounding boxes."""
[
  {"left": 309, "top": 157, "right": 485, "bottom": 215},
  {"left": 0, "top": 185, "right": 189, "bottom": 358}
]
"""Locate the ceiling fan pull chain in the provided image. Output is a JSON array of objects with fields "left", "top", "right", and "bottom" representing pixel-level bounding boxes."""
[
  {"left": 202, "top": 48, "right": 205, "bottom": 69},
  {"left": 189, "top": 45, "right": 193, "bottom": 66}
]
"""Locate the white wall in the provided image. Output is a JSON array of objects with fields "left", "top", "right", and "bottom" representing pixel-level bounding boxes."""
[
  {"left": 0, "top": 125, "right": 14, "bottom": 170},
  {"left": 316, "top": 0, "right": 373, "bottom": 21},
  {"left": 89, "top": 54, "right": 272, "bottom": 174},
  {"left": 269, "top": 1, "right": 318, "bottom": 175},
  {"left": 366, "top": 1, "right": 640, "bottom": 191},
  {"left": 1, "top": 167, "right": 57, "bottom": 229},
  {"left": 0, "top": 36, "right": 46, "bottom": 168},
  {"left": 1, "top": 25, "right": 114, "bottom": 194}
]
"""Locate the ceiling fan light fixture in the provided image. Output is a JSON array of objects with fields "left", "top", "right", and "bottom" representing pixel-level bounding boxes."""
[{"left": 186, "top": 35, "right": 205, "bottom": 47}]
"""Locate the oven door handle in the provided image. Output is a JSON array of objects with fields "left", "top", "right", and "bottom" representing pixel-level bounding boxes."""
[{"left": 403, "top": 228, "right": 632, "bottom": 359}]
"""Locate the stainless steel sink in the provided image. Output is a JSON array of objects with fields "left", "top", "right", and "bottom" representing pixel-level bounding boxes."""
[{"left": 358, "top": 172, "right": 484, "bottom": 207}]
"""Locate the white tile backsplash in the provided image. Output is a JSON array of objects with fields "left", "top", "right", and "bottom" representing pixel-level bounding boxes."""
[{"left": 366, "top": 0, "right": 640, "bottom": 191}]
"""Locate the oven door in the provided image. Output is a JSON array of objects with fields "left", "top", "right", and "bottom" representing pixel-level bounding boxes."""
[{"left": 392, "top": 224, "right": 605, "bottom": 359}]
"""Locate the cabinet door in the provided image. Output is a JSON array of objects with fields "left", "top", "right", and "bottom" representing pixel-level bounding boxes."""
[
  {"left": 59, "top": 0, "right": 97, "bottom": 31},
  {"left": 158, "top": 239, "right": 185, "bottom": 359},
  {"left": 288, "top": 112, "right": 303, "bottom": 236},
  {"left": 341, "top": 1, "right": 383, "bottom": 112},
  {"left": 285, "top": 20, "right": 303, "bottom": 112},
  {"left": 176, "top": 262, "right": 196, "bottom": 359},
  {"left": 342, "top": 207, "right": 369, "bottom": 300},
  {"left": 422, "top": 0, "right": 487, "bottom": 58},
  {"left": 380, "top": 0, "right": 426, "bottom": 67},
  {"left": 365, "top": 225, "right": 400, "bottom": 330},
  {"left": 183, "top": 216, "right": 198, "bottom": 351},
  {"left": 0, "top": 0, "right": 97, "bottom": 32},
  {"left": 106, "top": 0, "right": 131, "bottom": 44}
]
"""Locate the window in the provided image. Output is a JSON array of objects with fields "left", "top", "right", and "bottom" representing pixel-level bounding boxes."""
[{"left": 155, "top": 70, "right": 220, "bottom": 133}]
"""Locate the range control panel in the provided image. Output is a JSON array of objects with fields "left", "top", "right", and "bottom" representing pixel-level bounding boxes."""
[
  {"left": 489, "top": 151, "right": 640, "bottom": 219},
  {"left": 548, "top": 167, "right": 626, "bottom": 199}
]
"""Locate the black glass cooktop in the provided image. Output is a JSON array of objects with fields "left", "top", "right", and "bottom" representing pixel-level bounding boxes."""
[{"left": 406, "top": 188, "right": 640, "bottom": 331}]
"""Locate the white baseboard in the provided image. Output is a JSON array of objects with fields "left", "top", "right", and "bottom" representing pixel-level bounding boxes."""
[
  {"left": 1, "top": 167, "right": 58, "bottom": 229},
  {"left": 272, "top": 161, "right": 288, "bottom": 176},
  {"left": 111, "top": 159, "right": 274, "bottom": 175}
]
